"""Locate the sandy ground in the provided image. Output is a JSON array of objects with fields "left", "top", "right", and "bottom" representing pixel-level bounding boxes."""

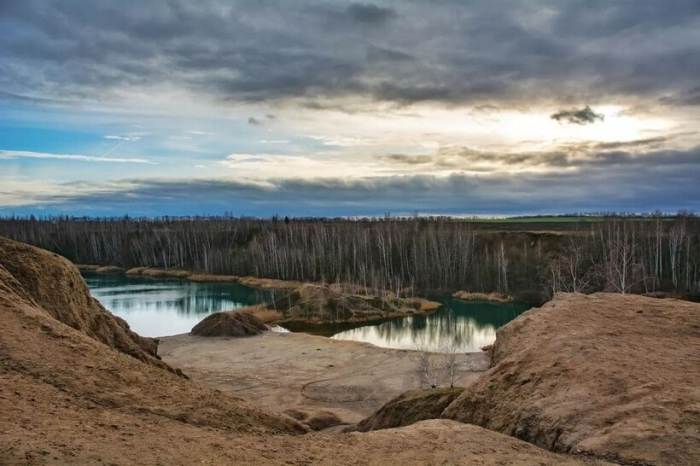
[
  {"left": 1, "top": 238, "right": 610, "bottom": 465},
  {"left": 443, "top": 293, "right": 700, "bottom": 465},
  {"left": 159, "top": 331, "right": 490, "bottom": 425}
]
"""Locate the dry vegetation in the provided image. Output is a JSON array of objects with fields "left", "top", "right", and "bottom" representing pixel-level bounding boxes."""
[
  {"left": 348, "top": 388, "right": 465, "bottom": 433},
  {"left": 265, "top": 283, "right": 441, "bottom": 325},
  {"left": 242, "top": 305, "right": 284, "bottom": 324},
  {"left": 452, "top": 291, "right": 514, "bottom": 302}
]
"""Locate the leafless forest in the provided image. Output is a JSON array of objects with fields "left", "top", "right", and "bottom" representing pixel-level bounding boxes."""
[{"left": 1, "top": 215, "right": 699, "bottom": 302}]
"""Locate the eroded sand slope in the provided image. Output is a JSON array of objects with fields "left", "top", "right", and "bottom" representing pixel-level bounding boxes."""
[
  {"left": 443, "top": 293, "right": 700, "bottom": 465},
  {"left": 0, "top": 237, "right": 168, "bottom": 370}
]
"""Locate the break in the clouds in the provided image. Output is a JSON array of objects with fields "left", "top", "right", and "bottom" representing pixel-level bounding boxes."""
[{"left": 1, "top": 1, "right": 699, "bottom": 216}]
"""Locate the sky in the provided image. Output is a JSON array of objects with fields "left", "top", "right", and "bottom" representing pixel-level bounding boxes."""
[{"left": 1, "top": 0, "right": 700, "bottom": 217}]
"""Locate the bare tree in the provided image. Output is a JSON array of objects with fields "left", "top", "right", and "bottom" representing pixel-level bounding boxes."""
[
  {"left": 596, "top": 221, "right": 644, "bottom": 294},
  {"left": 544, "top": 236, "right": 595, "bottom": 298},
  {"left": 413, "top": 337, "right": 463, "bottom": 388},
  {"left": 413, "top": 339, "right": 444, "bottom": 388},
  {"left": 669, "top": 222, "right": 687, "bottom": 290},
  {"left": 440, "top": 338, "right": 462, "bottom": 388}
]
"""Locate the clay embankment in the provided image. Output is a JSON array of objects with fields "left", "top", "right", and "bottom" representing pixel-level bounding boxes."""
[
  {"left": 344, "top": 292, "right": 700, "bottom": 464},
  {"left": 79, "top": 263, "right": 304, "bottom": 287},
  {"left": 1, "top": 238, "right": 166, "bottom": 371},
  {"left": 76, "top": 264, "right": 126, "bottom": 274}
]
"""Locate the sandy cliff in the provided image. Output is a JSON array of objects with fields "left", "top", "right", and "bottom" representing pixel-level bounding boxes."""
[{"left": 443, "top": 293, "right": 700, "bottom": 465}]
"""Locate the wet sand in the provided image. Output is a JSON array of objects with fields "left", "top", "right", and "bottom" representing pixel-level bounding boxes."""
[{"left": 159, "top": 331, "right": 490, "bottom": 426}]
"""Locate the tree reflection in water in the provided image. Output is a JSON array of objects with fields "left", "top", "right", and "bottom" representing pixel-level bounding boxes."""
[
  {"left": 83, "top": 273, "right": 272, "bottom": 337},
  {"left": 329, "top": 299, "right": 531, "bottom": 352}
]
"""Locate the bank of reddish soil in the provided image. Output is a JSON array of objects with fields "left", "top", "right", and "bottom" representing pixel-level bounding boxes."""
[
  {"left": 443, "top": 293, "right": 700, "bottom": 466},
  {"left": 1, "top": 238, "right": 603, "bottom": 465}
]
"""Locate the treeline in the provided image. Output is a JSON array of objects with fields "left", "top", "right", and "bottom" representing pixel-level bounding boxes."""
[{"left": 0, "top": 215, "right": 698, "bottom": 301}]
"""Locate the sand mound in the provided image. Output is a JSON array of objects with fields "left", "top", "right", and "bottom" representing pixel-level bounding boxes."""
[
  {"left": 191, "top": 310, "right": 267, "bottom": 337},
  {"left": 0, "top": 237, "right": 167, "bottom": 369},
  {"left": 442, "top": 293, "right": 700, "bottom": 465},
  {"left": 349, "top": 387, "right": 464, "bottom": 432}
]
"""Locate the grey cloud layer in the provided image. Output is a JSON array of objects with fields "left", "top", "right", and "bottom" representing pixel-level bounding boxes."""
[
  {"left": 375, "top": 136, "right": 698, "bottom": 171},
  {"left": 2, "top": 0, "right": 699, "bottom": 108},
  {"left": 8, "top": 144, "right": 700, "bottom": 216}
]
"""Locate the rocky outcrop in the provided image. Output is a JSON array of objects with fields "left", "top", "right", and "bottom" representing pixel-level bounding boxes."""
[
  {"left": 442, "top": 293, "right": 700, "bottom": 466},
  {"left": 349, "top": 387, "right": 464, "bottom": 432},
  {"left": 191, "top": 311, "right": 267, "bottom": 337}
]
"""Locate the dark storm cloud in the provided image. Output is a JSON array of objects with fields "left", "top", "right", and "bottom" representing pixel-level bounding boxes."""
[
  {"left": 366, "top": 46, "right": 414, "bottom": 63},
  {"left": 1, "top": 0, "right": 699, "bottom": 108},
  {"left": 551, "top": 106, "right": 605, "bottom": 125},
  {"left": 346, "top": 3, "right": 397, "bottom": 25},
  {"left": 247, "top": 115, "right": 276, "bottom": 126}
]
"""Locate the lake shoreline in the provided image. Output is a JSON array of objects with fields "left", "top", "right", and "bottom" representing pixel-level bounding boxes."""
[
  {"left": 81, "top": 266, "right": 533, "bottom": 350},
  {"left": 77, "top": 263, "right": 303, "bottom": 289},
  {"left": 79, "top": 264, "right": 448, "bottom": 329}
]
